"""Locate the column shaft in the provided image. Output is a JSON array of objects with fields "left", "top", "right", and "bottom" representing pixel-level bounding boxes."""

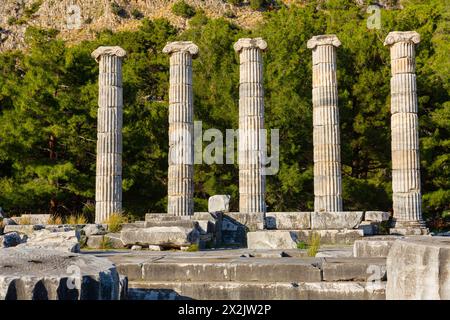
[
  {"left": 235, "top": 38, "right": 267, "bottom": 214},
  {"left": 384, "top": 31, "right": 425, "bottom": 229},
  {"left": 163, "top": 42, "right": 198, "bottom": 216},
  {"left": 92, "top": 46, "right": 126, "bottom": 223},
  {"left": 308, "top": 35, "right": 343, "bottom": 212}
]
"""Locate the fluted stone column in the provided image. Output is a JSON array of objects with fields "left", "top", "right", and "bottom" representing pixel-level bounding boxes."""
[
  {"left": 92, "top": 46, "right": 126, "bottom": 223},
  {"left": 163, "top": 41, "right": 198, "bottom": 216},
  {"left": 384, "top": 31, "right": 426, "bottom": 234},
  {"left": 307, "top": 35, "right": 343, "bottom": 212},
  {"left": 234, "top": 38, "right": 267, "bottom": 214}
]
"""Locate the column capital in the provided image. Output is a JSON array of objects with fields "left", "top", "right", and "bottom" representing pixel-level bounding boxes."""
[
  {"left": 384, "top": 31, "right": 420, "bottom": 47},
  {"left": 234, "top": 37, "right": 267, "bottom": 53},
  {"left": 91, "top": 46, "right": 126, "bottom": 63},
  {"left": 307, "top": 35, "right": 341, "bottom": 49},
  {"left": 163, "top": 41, "right": 199, "bottom": 57}
]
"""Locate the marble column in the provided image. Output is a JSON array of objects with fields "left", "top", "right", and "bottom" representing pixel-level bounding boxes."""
[
  {"left": 384, "top": 31, "right": 426, "bottom": 233},
  {"left": 307, "top": 35, "right": 343, "bottom": 212},
  {"left": 163, "top": 41, "right": 198, "bottom": 216},
  {"left": 234, "top": 38, "right": 267, "bottom": 214},
  {"left": 92, "top": 46, "right": 126, "bottom": 223}
]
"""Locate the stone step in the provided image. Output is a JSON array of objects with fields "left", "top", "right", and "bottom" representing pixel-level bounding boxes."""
[{"left": 127, "top": 281, "right": 386, "bottom": 300}]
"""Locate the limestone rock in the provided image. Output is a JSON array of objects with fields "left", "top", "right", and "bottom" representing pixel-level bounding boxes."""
[
  {"left": 86, "top": 233, "right": 125, "bottom": 249},
  {"left": 0, "top": 247, "right": 123, "bottom": 300},
  {"left": 311, "top": 211, "right": 364, "bottom": 230},
  {"left": 19, "top": 214, "right": 51, "bottom": 225},
  {"left": 17, "top": 229, "right": 81, "bottom": 253},
  {"left": 83, "top": 224, "right": 107, "bottom": 236},
  {"left": 3, "top": 224, "right": 45, "bottom": 236},
  {"left": 386, "top": 236, "right": 450, "bottom": 300},
  {"left": 121, "top": 227, "right": 200, "bottom": 248},
  {"left": 208, "top": 195, "right": 230, "bottom": 213},
  {"left": 131, "top": 245, "right": 143, "bottom": 251},
  {"left": 265, "top": 212, "right": 311, "bottom": 230}
]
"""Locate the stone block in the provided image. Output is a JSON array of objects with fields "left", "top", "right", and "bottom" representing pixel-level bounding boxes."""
[
  {"left": 208, "top": 195, "right": 230, "bottom": 213},
  {"left": 386, "top": 236, "right": 450, "bottom": 300},
  {"left": 296, "top": 229, "right": 364, "bottom": 245},
  {"left": 322, "top": 258, "right": 386, "bottom": 282},
  {"left": 311, "top": 211, "right": 363, "bottom": 230},
  {"left": 17, "top": 229, "right": 80, "bottom": 253},
  {"left": 121, "top": 221, "right": 146, "bottom": 230},
  {"left": 224, "top": 212, "right": 264, "bottom": 231},
  {"left": 265, "top": 212, "right": 311, "bottom": 230},
  {"left": 353, "top": 236, "right": 403, "bottom": 258},
  {"left": 120, "top": 227, "right": 199, "bottom": 248},
  {"left": 82, "top": 224, "right": 107, "bottom": 236},
  {"left": 247, "top": 231, "right": 298, "bottom": 249},
  {"left": 364, "top": 211, "right": 390, "bottom": 222},
  {"left": 358, "top": 221, "right": 375, "bottom": 236},
  {"left": 86, "top": 233, "right": 125, "bottom": 249},
  {"left": 0, "top": 232, "right": 23, "bottom": 248}
]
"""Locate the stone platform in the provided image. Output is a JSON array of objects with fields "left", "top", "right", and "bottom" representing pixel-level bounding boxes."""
[{"left": 93, "top": 248, "right": 386, "bottom": 300}]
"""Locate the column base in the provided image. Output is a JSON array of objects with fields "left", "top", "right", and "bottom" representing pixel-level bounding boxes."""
[{"left": 390, "top": 219, "right": 428, "bottom": 235}]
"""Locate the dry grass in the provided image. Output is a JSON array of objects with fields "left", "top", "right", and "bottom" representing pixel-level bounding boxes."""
[
  {"left": 47, "top": 215, "right": 63, "bottom": 225},
  {"left": 19, "top": 215, "right": 32, "bottom": 225},
  {"left": 307, "top": 232, "right": 321, "bottom": 257},
  {"left": 66, "top": 214, "right": 87, "bottom": 225},
  {"left": 104, "top": 213, "right": 128, "bottom": 233}
]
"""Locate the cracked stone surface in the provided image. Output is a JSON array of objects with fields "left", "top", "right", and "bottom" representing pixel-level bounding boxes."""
[{"left": 0, "top": 247, "right": 125, "bottom": 300}]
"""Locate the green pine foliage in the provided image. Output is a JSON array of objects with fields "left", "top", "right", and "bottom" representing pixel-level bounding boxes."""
[{"left": 0, "top": 1, "right": 448, "bottom": 227}]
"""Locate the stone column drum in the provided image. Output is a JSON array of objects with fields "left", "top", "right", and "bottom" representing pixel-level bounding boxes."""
[
  {"left": 384, "top": 31, "right": 426, "bottom": 233},
  {"left": 307, "top": 35, "right": 343, "bottom": 212},
  {"left": 234, "top": 38, "right": 267, "bottom": 214},
  {"left": 163, "top": 41, "right": 198, "bottom": 216},
  {"left": 92, "top": 46, "right": 126, "bottom": 223}
]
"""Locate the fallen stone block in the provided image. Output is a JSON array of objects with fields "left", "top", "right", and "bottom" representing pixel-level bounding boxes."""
[
  {"left": 386, "top": 236, "right": 450, "bottom": 300},
  {"left": 208, "top": 195, "right": 230, "bottom": 213},
  {"left": 364, "top": 211, "right": 390, "bottom": 222},
  {"left": 121, "top": 227, "right": 200, "bottom": 248},
  {"left": 247, "top": 231, "right": 299, "bottom": 249},
  {"left": 265, "top": 212, "right": 311, "bottom": 230},
  {"left": 82, "top": 224, "right": 107, "bottom": 236},
  {"left": 311, "top": 211, "right": 364, "bottom": 230},
  {"left": 17, "top": 229, "right": 80, "bottom": 253},
  {"left": 3, "top": 224, "right": 45, "bottom": 236},
  {"left": 121, "top": 222, "right": 146, "bottom": 230},
  {"left": 0, "top": 247, "right": 123, "bottom": 300},
  {"left": 86, "top": 233, "right": 125, "bottom": 249},
  {"left": 144, "top": 219, "right": 199, "bottom": 229}
]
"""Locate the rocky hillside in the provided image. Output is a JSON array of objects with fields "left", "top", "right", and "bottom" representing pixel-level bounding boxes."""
[
  {"left": 0, "top": 0, "right": 401, "bottom": 52},
  {"left": 0, "top": 0, "right": 266, "bottom": 52}
]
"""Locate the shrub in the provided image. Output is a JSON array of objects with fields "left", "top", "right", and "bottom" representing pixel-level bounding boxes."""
[
  {"left": 104, "top": 213, "right": 128, "bottom": 233},
  {"left": 185, "top": 243, "right": 199, "bottom": 252},
  {"left": 7, "top": 17, "right": 18, "bottom": 25},
  {"left": 131, "top": 8, "right": 144, "bottom": 19},
  {"left": 307, "top": 232, "right": 321, "bottom": 257},
  {"left": 111, "top": 2, "right": 128, "bottom": 18},
  {"left": 250, "top": 0, "right": 267, "bottom": 10},
  {"left": 296, "top": 241, "right": 307, "bottom": 250},
  {"left": 99, "top": 236, "right": 113, "bottom": 249},
  {"left": 47, "top": 215, "right": 63, "bottom": 225},
  {"left": 224, "top": 10, "right": 236, "bottom": 19},
  {"left": 171, "top": 1, "right": 196, "bottom": 18},
  {"left": 227, "top": 0, "right": 242, "bottom": 5},
  {"left": 24, "top": 0, "right": 43, "bottom": 18},
  {"left": 66, "top": 214, "right": 87, "bottom": 225}
]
